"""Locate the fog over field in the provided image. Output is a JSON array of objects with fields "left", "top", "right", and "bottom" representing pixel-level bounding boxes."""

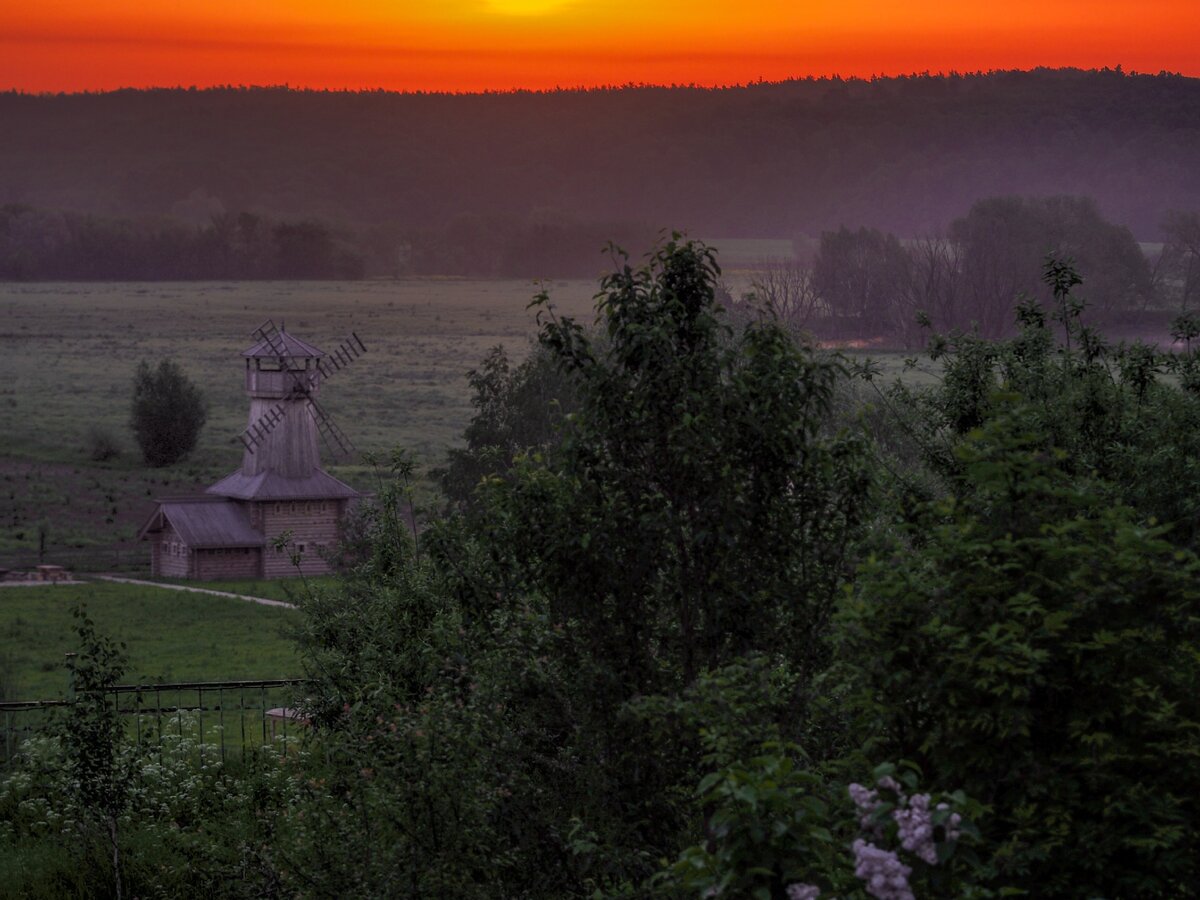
[{"left": 1, "top": 69, "right": 1198, "bottom": 281}]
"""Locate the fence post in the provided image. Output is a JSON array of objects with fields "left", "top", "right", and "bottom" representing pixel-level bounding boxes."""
[{"left": 65, "top": 652, "right": 77, "bottom": 701}]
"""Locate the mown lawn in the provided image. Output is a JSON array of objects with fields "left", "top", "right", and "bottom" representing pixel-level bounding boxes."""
[{"left": 0, "top": 581, "right": 301, "bottom": 700}]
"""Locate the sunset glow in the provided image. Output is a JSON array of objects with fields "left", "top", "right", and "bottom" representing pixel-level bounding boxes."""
[{"left": 2, "top": 0, "right": 1198, "bottom": 93}]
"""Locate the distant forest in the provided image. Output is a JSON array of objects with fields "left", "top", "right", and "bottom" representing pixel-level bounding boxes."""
[{"left": 0, "top": 68, "right": 1198, "bottom": 280}]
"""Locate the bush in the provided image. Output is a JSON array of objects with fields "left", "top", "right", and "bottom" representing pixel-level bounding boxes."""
[
  {"left": 838, "top": 405, "right": 1200, "bottom": 896},
  {"left": 129, "top": 359, "right": 207, "bottom": 467},
  {"left": 85, "top": 426, "right": 120, "bottom": 462}
]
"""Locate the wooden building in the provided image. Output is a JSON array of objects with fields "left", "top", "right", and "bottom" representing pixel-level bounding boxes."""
[{"left": 139, "top": 329, "right": 361, "bottom": 578}]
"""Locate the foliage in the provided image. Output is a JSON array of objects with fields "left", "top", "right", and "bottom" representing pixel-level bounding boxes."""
[
  {"left": 655, "top": 758, "right": 984, "bottom": 900},
  {"left": 859, "top": 258, "right": 1200, "bottom": 546},
  {"left": 129, "top": 358, "right": 208, "bottom": 467},
  {"left": 655, "top": 745, "right": 848, "bottom": 900},
  {"left": 0, "top": 727, "right": 298, "bottom": 898},
  {"left": 436, "top": 343, "right": 577, "bottom": 512},
  {"left": 85, "top": 426, "right": 121, "bottom": 462},
  {"left": 948, "top": 195, "right": 1152, "bottom": 327},
  {"left": 499, "top": 234, "right": 869, "bottom": 688},
  {"left": 838, "top": 403, "right": 1200, "bottom": 896},
  {"left": 279, "top": 235, "right": 873, "bottom": 894},
  {"left": 16, "top": 237, "right": 1200, "bottom": 898}
]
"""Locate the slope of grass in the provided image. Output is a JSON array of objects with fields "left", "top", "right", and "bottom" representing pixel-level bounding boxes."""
[{"left": 0, "top": 582, "right": 301, "bottom": 700}]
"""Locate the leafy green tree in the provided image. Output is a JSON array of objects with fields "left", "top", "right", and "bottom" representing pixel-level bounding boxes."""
[
  {"left": 948, "top": 195, "right": 1151, "bottom": 335},
  {"left": 287, "top": 235, "right": 873, "bottom": 894},
  {"left": 498, "top": 235, "right": 870, "bottom": 689},
  {"left": 61, "top": 605, "right": 134, "bottom": 900},
  {"left": 436, "top": 343, "right": 576, "bottom": 512},
  {"left": 812, "top": 226, "right": 909, "bottom": 327},
  {"left": 859, "top": 257, "right": 1200, "bottom": 546},
  {"left": 839, "top": 400, "right": 1200, "bottom": 897},
  {"left": 129, "top": 359, "right": 207, "bottom": 466}
]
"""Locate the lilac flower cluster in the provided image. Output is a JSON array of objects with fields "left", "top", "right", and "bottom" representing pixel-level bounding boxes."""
[
  {"left": 853, "top": 838, "right": 915, "bottom": 900},
  {"left": 894, "top": 793, "right": 963, "bottom": 864},
  {"left": 847, "top": 773, "right": 965, "bottom": 897},
  {"left": 785, "top": 883, "right": 821, "bottom": 900}
]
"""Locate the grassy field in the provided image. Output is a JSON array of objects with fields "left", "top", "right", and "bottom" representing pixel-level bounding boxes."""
[
  {"left": 0, "top": 278, "right": 598, "bottom": 556},
  {"left": 0, "top": 581, "right": 301, "bottom": 699}
]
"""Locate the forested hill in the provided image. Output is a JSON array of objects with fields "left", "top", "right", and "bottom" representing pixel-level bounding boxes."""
[{"left": 1, "top": 68, "right": 1198, "bottom": 240}]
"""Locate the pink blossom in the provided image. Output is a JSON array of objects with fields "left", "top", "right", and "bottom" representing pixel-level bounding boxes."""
[{"left": 853, "top": 839, "right": 915, "bottom": 900}]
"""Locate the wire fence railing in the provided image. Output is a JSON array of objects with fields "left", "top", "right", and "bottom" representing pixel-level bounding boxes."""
[{"left": 1, "top": 679, "right": 308, "bottom": 768}]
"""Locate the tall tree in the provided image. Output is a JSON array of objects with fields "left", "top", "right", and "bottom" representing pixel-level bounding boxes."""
[{"left": 129, "top": 359, "right": 207, "bottom": 466}]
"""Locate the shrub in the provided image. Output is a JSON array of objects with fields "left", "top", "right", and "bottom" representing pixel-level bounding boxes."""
[
  {"left": 129, "top": 359, "right": 207, "bottom": 467},
  {"left": 838, "top": 404, "right": 1200, "bottom": 896},
  {"left": 85, "top": 426, "right": 120, "bottom": 462}
]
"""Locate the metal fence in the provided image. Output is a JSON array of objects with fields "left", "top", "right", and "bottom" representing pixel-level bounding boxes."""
[{"left": 1, "top": 678, "right": 308, "bottom": 768}]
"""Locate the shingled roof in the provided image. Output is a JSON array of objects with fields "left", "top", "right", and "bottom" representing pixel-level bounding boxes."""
[
  {"left": 206, "top": 468, "right": 360, "bottom": 501},
  {"left": 242, "top": 331, "right": 325, "bottom": 359},
  {"left": 138, "top": 498, "right": 264, "bottom": 549}
]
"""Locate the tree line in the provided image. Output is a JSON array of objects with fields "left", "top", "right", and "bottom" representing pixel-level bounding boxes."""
[
  {"left": 0, "top": 204, "right": 364, "bottom": 280},
  {"left": 739, "top": 195, "right": 1200, "bottom": 343},
  {"left": 1, "top": 69, "right": 1197, "bottom": 241}
]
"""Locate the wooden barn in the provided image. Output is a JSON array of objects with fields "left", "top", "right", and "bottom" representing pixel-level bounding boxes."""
[{"left": 139, "top": 325, "right": 363, "bottom": 578}]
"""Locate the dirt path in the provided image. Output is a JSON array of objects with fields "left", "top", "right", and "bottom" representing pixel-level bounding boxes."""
[{"left": 93, "top": 575, "right": 297, "bottom": 609}]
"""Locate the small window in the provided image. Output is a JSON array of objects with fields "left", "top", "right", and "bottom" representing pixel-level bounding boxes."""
[{"left": 296, "top": 542, "right": 307, "bottom": 554}]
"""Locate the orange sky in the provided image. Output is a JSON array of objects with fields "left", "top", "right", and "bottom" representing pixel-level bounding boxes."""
[{"left": 3, "top": 0, "right": 1198, "bottom": 93}]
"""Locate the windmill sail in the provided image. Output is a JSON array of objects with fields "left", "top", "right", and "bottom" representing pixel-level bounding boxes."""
[
  {"left": 236, "top": 319, "right": 366, "bottom": 458},
  {"left": 307, "top": 397, "right": 355, "bottom": 458}
]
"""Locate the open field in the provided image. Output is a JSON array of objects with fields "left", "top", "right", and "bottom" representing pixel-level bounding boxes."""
[
  {"left": 0, "top": 581, "right": 300, "bottom": 699},
  {"left": 0, "top": 278, "right": 598, "bottom": 557}
]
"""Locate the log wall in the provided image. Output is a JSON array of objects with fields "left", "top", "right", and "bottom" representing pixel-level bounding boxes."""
[
  {"left": 194, "top": 547, "right": 262, "bottom": 580},
  {"left": 258, "top": 499, "right": 345, "bottom": 577},
  {"left": 154, "top": 523, "right": 190, "bottom": 578}
]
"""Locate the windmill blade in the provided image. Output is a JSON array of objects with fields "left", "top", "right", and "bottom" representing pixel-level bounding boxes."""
[
  {"left": 235, "top": 401, "right": 286, "bottom": 454},
  {"left": 317, "top": 332, "right": 368, "bottom": 379},
  {"left": 251, "top": 319, "right": 289, "bottom": 363},
  {"left": 306, "top": 397, "right": 356, "bottom": 460},
  {"left": 307, "top": 397, "right": 355, "bottom": 458}
]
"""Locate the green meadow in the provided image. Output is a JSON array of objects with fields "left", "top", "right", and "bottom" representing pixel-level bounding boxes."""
[
  {"left": 0, "top": 278, "right": 597, "bottom": 556},
  {"left": 0, "top": 581, "right": 301, "bottom": 699}
]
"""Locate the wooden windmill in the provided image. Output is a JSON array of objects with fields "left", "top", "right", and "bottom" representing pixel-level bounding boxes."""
[
  {"left": 234, "top": 318, "right": 366, "bottom": 468},
  {"left": 140, "top": 320, "right": 368, "bottom": 580}
]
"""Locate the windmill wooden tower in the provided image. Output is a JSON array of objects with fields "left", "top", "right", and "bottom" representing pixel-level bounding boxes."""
[{"left": 139, "top": 320, "right": 367, "bottom": 579}]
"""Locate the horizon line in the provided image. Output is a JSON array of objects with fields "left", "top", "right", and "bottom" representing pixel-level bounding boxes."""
[{"left": 1, "top": 65, "right": 1189, "bottom": 99}]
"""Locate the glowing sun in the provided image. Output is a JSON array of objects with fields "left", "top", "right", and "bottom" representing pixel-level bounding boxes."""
[{"left": 486, "top": 0, "right": 571, "bottom": 15}]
